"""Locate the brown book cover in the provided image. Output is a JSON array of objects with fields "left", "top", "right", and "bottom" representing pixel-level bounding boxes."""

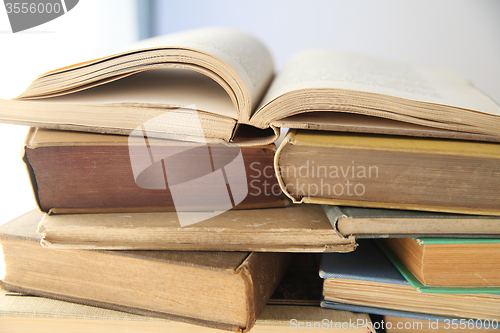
[
  {"left": 0, "top": 288, "right": 375, "bottom": 333},
  {"left": 37, "top": 205, "right": 356, "bottom": 252},
  {"left": 23, "top": 128, "right": 288, "bottom": 214},
  {"left": 0, "top": 210, "right": 292, "bottom": 332},
  {"left": 383, "top": 237, "right": 500, "bottom": 288}
]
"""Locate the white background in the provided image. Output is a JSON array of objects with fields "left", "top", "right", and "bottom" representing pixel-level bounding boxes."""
[
  {"left": 0, "top": 0, "right": 499, "bottom": 225},
  {"left": 154, "top": 0, "right": 500, "bottom": 104},
  {"left": 0, "top": 0, "right": 139, "bottom": 225}
]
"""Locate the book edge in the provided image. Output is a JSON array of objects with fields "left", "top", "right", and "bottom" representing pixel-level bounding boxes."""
[
  {"left": 0, "top": 282, "right": 242, "bottom": 332},
  {"left": 376, "top": 240, "right": 500, "bottom": 294}
]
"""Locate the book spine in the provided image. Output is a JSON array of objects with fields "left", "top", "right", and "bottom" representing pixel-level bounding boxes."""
[
  {"left": 321, "top": 205, "right": 351, "bottom": 238},
  {"left": 274, "top": 130, "right": 302, "bottom": 204},
  {"left": 21, "top": 128, "right": 43, "bottom": 212},
  {"left": 238, "top": 252, "right": 292, "bottom": 332},
  {"left": 0, "top": 281, "right": 242, "bottom": 332}
]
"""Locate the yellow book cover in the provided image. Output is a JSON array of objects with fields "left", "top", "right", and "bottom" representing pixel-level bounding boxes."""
[{"left": 275, "top": 130, "right": 500, "bottom": 215}]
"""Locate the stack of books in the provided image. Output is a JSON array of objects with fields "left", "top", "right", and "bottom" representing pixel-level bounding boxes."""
[
  {"left": 1, "top": 27, "right": 500, "bottom": 332},
  {"left": 320, "top": 239, "right": 500, "bottom": 332}
]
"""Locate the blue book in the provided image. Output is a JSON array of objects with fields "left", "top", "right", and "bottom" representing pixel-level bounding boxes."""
[
  {"left": 321, "top": 299, "right": 497, "bottom": 329},
  {"left": 319, "top": 239, "right": 404, "bottom": 284},
  {"left": 319, "top": 240, "right": 500, "bottom": 321}
]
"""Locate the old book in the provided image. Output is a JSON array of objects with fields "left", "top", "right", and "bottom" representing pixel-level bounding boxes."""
[
  {"left": 0, "top": 289, "right": 375, "bottom": 333},
  {"left": 2, "top": 251, "right": 375, "bottom": 332},
  {"left": 23, "top": 127, "right": 287, "bottom": 214},
  {"left": 319, "top": 240, "right": 500, "bottom": 321},
  {"left": 383, "top": 237, "right": 500, "bottom": 288},
  {"left": 322, "top": 205, "right": 500, "bottom": 238},
  {"left": 0, "top": 210, "right": 291, "bottom": 332},
  {"left": 1, "top": 28, "right": 500, "bottom": 145},
  {"left": 377, "top": 240, "right": 500, "bottom": 293},
  {"left": 321, "top": 301, "right": 488, "bottom": 330},
  {"left": 36, "top": 204, "right": 356, "bottom": 252},
  {"left": 320, "top": 302, "right": 489, "bottom": 331},
  {"left": 275, "top": 129, "right": 500, "bottom": 215}
]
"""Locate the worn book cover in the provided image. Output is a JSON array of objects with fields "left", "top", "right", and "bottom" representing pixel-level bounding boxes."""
[
  {"left": 382, "top": 237, "right": 500, "bottom": 288},
  {"left": 319, "top": 240, "right": 500, "bottom": 320},
  {"left": 275, "top": 130, "right": 500, "bottom": 215},
  {"left": 322, "top": 205, "right": 500, "bottom": 238},
  {"left": 0, "top": 289, "right": 375, "bottom": 333},
  {"left": 0, "top": 210, "right": 291, "bottom": 332},
  {"left": 320, "top": 300, "right": 488, "bottom": 329},
  {"left": 23, "top": 128, "right": 287, "bottom": 214},
  {"left": 36, "top": 204, "right": 356, "bottom": 252}
]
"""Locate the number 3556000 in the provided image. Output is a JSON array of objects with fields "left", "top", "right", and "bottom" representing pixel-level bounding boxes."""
[{"left": 5, "top": 2, "right": 62, "bottom": 14}]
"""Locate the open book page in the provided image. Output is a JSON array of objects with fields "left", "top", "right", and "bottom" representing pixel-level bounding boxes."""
[
  {"left": 257, "top": 49, "right": 500, "bottom": 117},
  {"left": 128, "top": 28, "right": 274, "bottom": 117},
  {"left": 37, "top": 68, "right": 237, "bottom": 119}
]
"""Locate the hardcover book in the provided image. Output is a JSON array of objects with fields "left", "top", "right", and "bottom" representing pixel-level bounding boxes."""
[
  {"left": 1, "top": 28, "right": 500, "bottom": 145},
  {"left": 376, "top": 239, "right": 500, "bottom": 294},
  {"left": 36, "top": 205, "right": 356, "bottom": 252},
  {"left": 0, "top": 289, "right": 375, "bottom": 333},
  {"left": 23, "top": 127, "right": 287, "bottom": 214},
  {"left": 0, "top": 210, "right": 291, "bottom": 332},
  {"left": 383, "top": 237, "right": 500, "bottom": 287},
  {"left": 319, "top": 240, "right": 500, "bottom": 321},
  {"left": 321, "top": 300, "right": 472, "bottom": 325},
  {"left": 320, "top": 301, "right": 491, "bottom": 331},
  {"left": 275, "top": 130, "right": 500, "bottom": 215},
  {"left": 322, "top": 205, "right": 500, "bottom": 238}
]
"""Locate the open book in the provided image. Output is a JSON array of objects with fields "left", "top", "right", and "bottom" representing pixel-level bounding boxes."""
[{"left": 1, "top": 27, "right": 500, "bottom": 145}]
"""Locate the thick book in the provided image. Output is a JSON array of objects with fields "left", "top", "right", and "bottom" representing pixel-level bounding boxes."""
[
  {"left": 1, "top": 28, "right": 500, "bottom": 145},
  {"left": 0, "top": 210, "right": 292, "bottom": 332},
  {"left": 275, "top": 129, "right": 500, "bottom": 215},
  {"left": 322, "top": 205, "right": 500, "bottom": 238},
  {"left": 0, "top": 289, "right": 375, "bottom": 333},
  {"left": 377, "top": 240, "right": 500, "bottom": 294},
  {"left": 319, "top": 240, "right": 500, "bottom": 321},
  {"left": 36, "top": 205, "right": 356, "bottom": 252},
  {"left": 383, "top": 237, "right": 500, "bottom": 288},
  {"left": 23, "top": 127, "right": 287, "bottom": 214}
]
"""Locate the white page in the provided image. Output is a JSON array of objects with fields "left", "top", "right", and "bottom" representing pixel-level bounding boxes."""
[
  {"left": 128, "top": 28, "right": 274, "bottom": 114},
  {"left": 258, "top": 50, "right": 500, "bottom": 117}
]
